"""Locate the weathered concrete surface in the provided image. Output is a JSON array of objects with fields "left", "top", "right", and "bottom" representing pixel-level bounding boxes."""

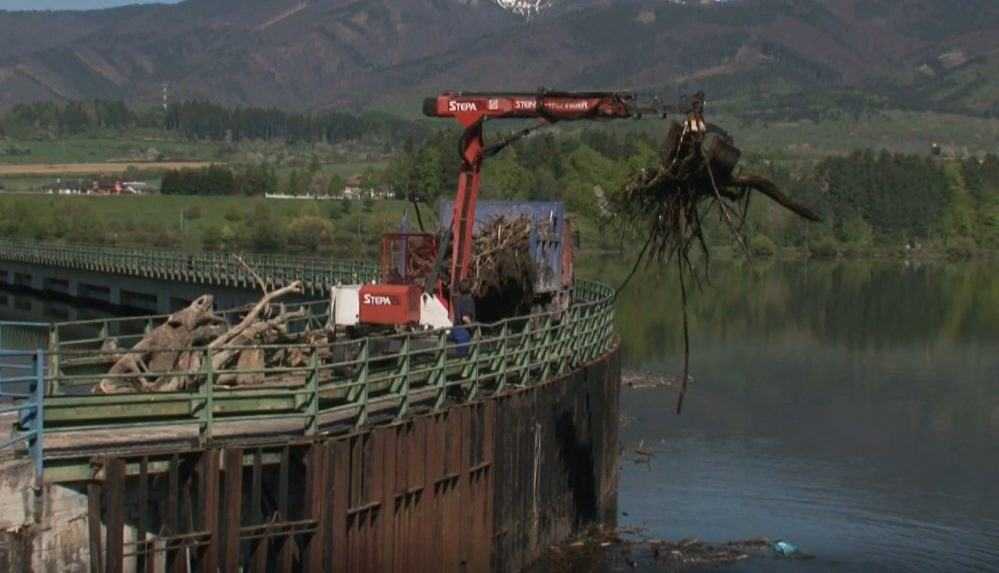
[
  {"left": 1, "top": 460, "right": 37, "bottom": 573},
  {"left": 1, "top": 345, "right": 621, "bottom": 572},
  {"left": 1, "top": 458, "right": 91, "bottom": 572}
]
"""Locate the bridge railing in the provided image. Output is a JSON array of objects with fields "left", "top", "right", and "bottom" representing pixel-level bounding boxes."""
[
  {"left": 0, "top": 240, "right": 378, "bottom": 294},
  {"left": 0, "top": 349, "right": 45, "bottom": 484},
  {"left": 36, "top": 281, "right": 616, "bottom": 444},
  {"left": 0, "top": 320, "right": 51, "bottom": 350}
]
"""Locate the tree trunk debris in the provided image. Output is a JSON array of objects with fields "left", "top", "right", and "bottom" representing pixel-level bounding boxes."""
[{"left": 95, "top": 280, "right": 329, "bottom": 394}]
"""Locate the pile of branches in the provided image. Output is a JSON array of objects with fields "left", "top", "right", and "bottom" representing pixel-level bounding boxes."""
[
  {"left": 96, "top": 279, "right": 330, "bottom": 394},
  {"left": 469, "top": 215, "right": 537, "bottom": 300},
  {"left": 614, "top": 119, "right": 821, "bottom": 413}
]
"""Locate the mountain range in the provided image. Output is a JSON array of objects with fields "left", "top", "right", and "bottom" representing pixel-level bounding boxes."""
[{"left": 0, "top": 0, "right": 997, "bottom": 115}]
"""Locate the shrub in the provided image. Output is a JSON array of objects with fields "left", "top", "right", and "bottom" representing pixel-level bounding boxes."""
[
  {"left": 161, "top": 165, "right": 236, "bottom": 196},
  {"left": 808, "top": 236, "right": 840, "bottom": 258},
  {"left": 246, "top": 204, "right": 283, "bottom": 251},
  {"left": 286, "top": 215, "right": 335, "bottom": 251},
  {"left": 945, "top": 237, "right": 976, "bottom": 260},
  {"left": 182, "top": 204, "right": 205, "bottom": 220},
  {"left": 149, "top": 226, "right": 182, "bottom": 248},
  {"left": 749, "top": 233, "right": 777, "bottom": 257},
  {"left": 223, "top": 205, "right": 243, "bottom": 223},
  {"left": 202, "top": 224, "right": 224, "bottom": 251}
]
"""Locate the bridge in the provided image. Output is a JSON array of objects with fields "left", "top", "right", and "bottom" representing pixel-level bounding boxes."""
[
  {"left": 0, "top": 240, "right": 376, "bottom": 295},
  {"left": 0, "top": 241, "right": 621, "bottom": 572}
]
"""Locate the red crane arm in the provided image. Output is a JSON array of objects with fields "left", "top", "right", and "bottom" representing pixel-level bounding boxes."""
[
  {"left": 423, "top": 91, "right": 641, "bottom": 308},
  {"left": 423, "top": 91, "right": 637, "bottom": 124}
]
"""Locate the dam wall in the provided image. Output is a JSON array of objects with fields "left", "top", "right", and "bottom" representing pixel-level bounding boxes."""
[{"left": 1, "top": 347, "right": 620, "bottom": 572}]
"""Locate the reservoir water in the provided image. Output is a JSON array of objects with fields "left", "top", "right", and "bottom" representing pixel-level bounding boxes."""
[
  {"left": 3, "top": 259, "right": 997, "bottom": 571},
  {"left": 588, "top": 259, "right": 999, "bottom": 572}
]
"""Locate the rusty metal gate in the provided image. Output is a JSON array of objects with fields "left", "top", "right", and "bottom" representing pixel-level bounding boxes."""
[{"left": 85, "top": 402, "right": 495, "bottom": 573}]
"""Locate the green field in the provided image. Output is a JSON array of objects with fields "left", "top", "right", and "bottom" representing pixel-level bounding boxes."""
[
  {"left": 0, "top": 130, "right": 389, "bottom": 192},
  {"left": 0, "top": 193, "right": 615, "bottom": 261},
  {"left": 0, "top": 194, "right": 413, "bottom": 258},
  {"left": 0, "top": 131, "right": 224, "bottom": 165}
]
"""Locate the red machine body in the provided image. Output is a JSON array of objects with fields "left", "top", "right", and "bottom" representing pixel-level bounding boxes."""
[{"left": 358, "top": 283, "right": 421, "bottom": 326}]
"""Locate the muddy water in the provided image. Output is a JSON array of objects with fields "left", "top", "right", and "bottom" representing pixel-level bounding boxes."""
[{"left": 587, "top": 259, "right": 999, "bottom": 572}]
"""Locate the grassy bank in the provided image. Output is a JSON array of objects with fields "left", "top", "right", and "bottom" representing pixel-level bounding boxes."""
[
  {"left": 0, "top": 194, "right": 411, "bottom": 259},
  {"left": 1, "top": 193, "right": 990, "bottom": 265}
]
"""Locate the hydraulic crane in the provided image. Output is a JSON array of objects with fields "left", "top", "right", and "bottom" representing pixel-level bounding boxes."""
[
  {"left": 424, "top": 91, "right": 640, "bottom": 297},
  {"left": 332, "top": 90, "right": 705, "bottom": 329}
]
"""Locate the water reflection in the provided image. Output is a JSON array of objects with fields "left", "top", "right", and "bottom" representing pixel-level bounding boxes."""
[{"left": 579, "top": 258, "right": 999, "bottom": 571}]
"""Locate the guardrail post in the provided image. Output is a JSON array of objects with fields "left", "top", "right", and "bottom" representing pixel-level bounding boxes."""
[
  {"left": 494, "top": 323, "right": 510, "bottom": 393},
  {"left": 355, "top": 339, "right": 370, "bottom": 428},
  {"left": 32, "top": 349, "right": 45, "bottom": 488},
  {"left": 433, "top": 330, "right": 449, "bottom": 410},
  {"left": 202, "top": 349, "right": 214, "bottom": 445},
  {"left": 393, "top": 336, "right": 412, "bottom": 421},
  {"left": 464, "top": 327, "right": 482, "bottom": 401},
  {"left": 514, "top": 320, "right": 532, "bottom": 387},
  {"left": 306, "top": 351, "right": 319, "bottom": 435},
  {"left": 48, "top": 327, "right": 60, "bottom": 395},
  {"left": 540, "top": 315, "right": 556, "bottom": 381}
]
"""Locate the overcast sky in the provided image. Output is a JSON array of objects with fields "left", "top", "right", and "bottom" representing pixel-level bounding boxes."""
[{"left": 1, "top": 0, "right": 180, "bottom": 10}]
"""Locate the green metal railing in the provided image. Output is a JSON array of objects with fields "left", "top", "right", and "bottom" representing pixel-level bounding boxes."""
[
  {"left": 0, "top": 320, "right": 50, "bottom": 351},
  {"left": 37, "top": 280, "right": 616, "bottom": 444},
  {"left": 0, "top": 241, "right": 378, "bottom": 295}
]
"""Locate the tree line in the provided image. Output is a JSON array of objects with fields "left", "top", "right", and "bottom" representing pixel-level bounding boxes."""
[
  {"left": 387, "top": 128, "right": 998, "bottom": 253},
  {"left": 0, "top": 100, "right": 150, "bottom": 137},
  {"left": 159, "top": 160, "right": 368, "bottom": 199},
  {"left": 0, "top": 99, "right": 425, "bottom": 146},
  {"left": 163, "top": 101, "right": 425, "bottom": 144}
]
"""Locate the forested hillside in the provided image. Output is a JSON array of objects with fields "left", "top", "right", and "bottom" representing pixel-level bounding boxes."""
[{"left": 1, "top": 0, "right": 998, "bottom": 116}]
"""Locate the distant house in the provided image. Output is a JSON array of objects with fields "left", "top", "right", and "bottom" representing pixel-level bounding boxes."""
[
  {"left": 341, "top": 174, "right": 393, "bottom": 200},
  {"left": 341, "top": 175, "right": 366, "bottom": 200},
  {"left": 121, "top": 181, "right": 150, "bottom": 194}
]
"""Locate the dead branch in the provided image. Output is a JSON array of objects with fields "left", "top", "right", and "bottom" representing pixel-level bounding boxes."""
[
  {"left": 235, "top": 254, "right": 270, "bottom": 294},
  {"left": 208, "top": 281, "right": 303, "bottom": 350}
]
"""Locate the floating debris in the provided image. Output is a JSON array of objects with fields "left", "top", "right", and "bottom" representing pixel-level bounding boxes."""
[
  {"left": 535, "top": 526, "right": 808, "bottom": 572},
  {"left": 622, "top": 371, "right": 688, "bottom": 391}
]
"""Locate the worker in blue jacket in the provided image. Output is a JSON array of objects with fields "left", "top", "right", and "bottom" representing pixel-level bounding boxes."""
[{"left": 449, "top": 280, "right": 476, "bottom": 357}]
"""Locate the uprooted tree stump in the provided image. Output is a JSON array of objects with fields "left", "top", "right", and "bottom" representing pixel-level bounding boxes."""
[
  {"left": 95, "top": 281, "right": 324, "bottom": 394},
  {"left": 612, "top": 119, "right": 822, "bottom": 414}
]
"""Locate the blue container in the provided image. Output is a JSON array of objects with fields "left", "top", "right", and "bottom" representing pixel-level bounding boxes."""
[{"left": 438, "top": 200, "right": 568, "bottom": 294}]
